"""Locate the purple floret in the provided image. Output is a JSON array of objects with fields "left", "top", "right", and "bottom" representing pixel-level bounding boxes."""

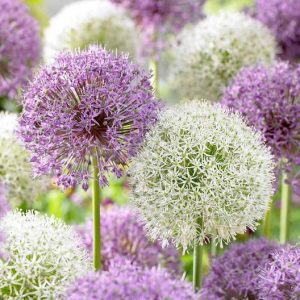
[
  {"left": 19, "top": 46, "right": 161, "bottom": 190},
  {"left": 110, "top": 0, "right": 204, "bottom": 57},
  {"left": 221, "top": 62, "right": 300, "bottom": 194},
  {"left": 256, "top": 0, "right": 300, "bottom": 61},
  {"left": 201, "top": 239, "right": 280, "bottom": 299},
  {"left": 0, "top": 0, "right": 40, "bottom": 98},
  {"left": 76, "top": 205, "right": 181, "bottom": 273},
  {"left": 258, "top": 245, "right": 300, "bottom": 300},
  {"left": 66, "top": 258, "right": 197, "bottom": 300}
]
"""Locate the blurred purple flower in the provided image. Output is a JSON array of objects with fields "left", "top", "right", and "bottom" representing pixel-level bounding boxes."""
[
  {"left": 201, "top": 239, "right": 280, "bottom": 299},
  {"left": 110, "top": 0, "right": 204, "bottom": 57},
  {"left": 256, "top": 0, "right": 300, "bottom": 61},
  {"left": 258, "top": 245, "right": 300, "bottom": 299},
  {"left": 76, "top": 205, "right": 181, "bottom": 273},
  {"left": 222, "top": 62, "right": 300, "bottom": 193},
  {"left": 0, "top": 0, "right": 40, "bottom": 98},
  {"left": 19, "top": 46, "right": 161, "bottom": 190},
  {"left": 67, "top": 258, "right": 197, "bottom": 300}
]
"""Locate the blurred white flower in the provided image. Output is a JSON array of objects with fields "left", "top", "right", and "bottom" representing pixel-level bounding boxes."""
[
  {"left": 44, "top": 0, "right": 138, "bottom": 62},
  {"left": 170, "top": 12, "right": 277, "bottom": 101},
  {"left": 129, "top": 101, "right": 275, "bottom": 252}
]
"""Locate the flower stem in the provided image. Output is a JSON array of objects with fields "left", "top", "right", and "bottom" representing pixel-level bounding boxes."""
[
  {"left": 149, "top": 59, "right": 159, "bottom": 96},
  {"left": 262, "top": 205, "right": 272, "bottom": 239},
  {"left": 211, "top": 240, "right": 217, "bottom": 257},
  {"left": 92, "top": 156, "right": 101, "bottom": 270},
  {"left": 280, "top": 172, "right": 291, "bottom": 244},
  {"left": 193, "top": 243, "right": 203, "bottom": 291}
]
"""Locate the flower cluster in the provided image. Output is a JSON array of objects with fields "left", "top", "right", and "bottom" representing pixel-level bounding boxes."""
[
  {"left": 19, "top": 46, "right": 161, "bottom": 190},
  {"left": 0, "top": 184, "right": 10, "bottom": 218},
  {"left": 76, "top": 205, "right": 181, "bottom": 272},
  {"left": 170, "top": 12, "right": 276, "bottom": 101},
  {"left": 44, "top": 0, "right": 138, "bottom": 63},
  {"left": 0, "top": 112, "right": 49, "bottom": 206},
  {"left": 110, "top": 0, "right": 204, "bottom": 57},
  {"left": 0, "top": 210, "right": 91, "bottom": 299},
  {"left": 256, "top": 0, "right": 300, "bottom": 61},
  {"left": 0, "top": 0, "right": 40, "bottom": 98},
  {"left": 258, "top": 245, "right": 300, "bottom": 299},
  {"left": 129, "top": 101, "right": 275, "bottom": 251},
  {"left": 221, "top": 62, "right": 300, "bottom": 193},
  {"left": 201, "top": 239, "right": 280, "bottom": 299},
  {"left": 67, "top": 258, "right": 197, "bottom": 299}
]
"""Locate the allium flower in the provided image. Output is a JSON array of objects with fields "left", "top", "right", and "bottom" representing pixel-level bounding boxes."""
[
  {"left": 67, "top": 258, "right": 197, "bottom": 299},
  {"left": 0, "top": 210, "right": 91, "bottom": 299},
  {"left": 258, "top": 245, "right": 300, "bottom": 299},
  {"left": 19, "top": 46, "right": 161, "bottom": 190},
  {"left": 0, "top": 184, "right": 10, "bottom": 218},
  {"left": 170, "top": 12, "right": 276, "bottom": 101},
  {"left": 0, "top": 0, "right": 40, "bottom": 98},
  {"left": 129, "top": 101, "right": 275, "bottom": 251},
  {"left": 201, "top": 239, "right": 280, "bottom": 300},
  {"left": 44, "top": 0, "right": 138, "bottom": 63},
  {"left": 255, "top": 0, "right": 300, "bottom": 61},
  {"left": 76, "top": 205, "right": 181, "bottom": 272},
  {"left": 0, "top": 112, "right": 49, "bottom": 206},
  {"left": 110, "top": 0, "right": 204, "bottom": 57},
  {"left": 221, "top": 62, "right": 300, "bottom": 193}
]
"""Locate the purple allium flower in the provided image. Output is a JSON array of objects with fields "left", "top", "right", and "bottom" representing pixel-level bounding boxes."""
[
  {"left": 201, "top": 239, "right": 280, "bottom": 300},
  {"left": 110, "top": 0, "right": 204, "bottom": 57},
  {"left": 221, "top": 62, "right": 300, "bottom": 193},
  {"left": 0, "top": 0, "right": 40, "bottom": 98},
  {"left": 76, "top": 205, "right": 181, "bottom": 273},
  {"left": 256, "top": 0, "right": 300, "bottom": 61},
  {"left": 258, "top": 245, "right": 300, "bottom": 300},
  {"left": 19, "top": 46, "right": 161, "bottom": 190},
  {"left": 67, "top": 258, "right": 197, "bottom": 300}
]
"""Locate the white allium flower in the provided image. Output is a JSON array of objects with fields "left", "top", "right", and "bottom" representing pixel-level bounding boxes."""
[
  {"left": 44, "top": 0, "right": 138, "bottom": 62},
  {"left": 0, "top": 210, "right": 91, "bottom": 299},
  {"left": 0, "top": 112, "right": 49, "bottom": 206},
  {"left": 170, "top": 12, "right": 277, "bottom": 101},
  {"left": 129, "top": 101, "right": 275, "bottom": 252}
]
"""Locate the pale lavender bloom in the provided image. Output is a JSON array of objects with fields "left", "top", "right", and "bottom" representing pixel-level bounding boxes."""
[
  {"left": 0, "top": 0, "right": 40, "bottom": 98},
  {"left": 19, "top": 46, "right": 161, "bottom": 190},
  {"left": 256, "top": 0, "right": 300, "bottom": 61},
  {"left": 76, "top": 205, "right": 181, "bottom": 273},
  {"left": 222, "top": 62, "right": 300, "bottom": 193},
  {"left": 67, "top": 258, "right": 197, "bottom": 300}
]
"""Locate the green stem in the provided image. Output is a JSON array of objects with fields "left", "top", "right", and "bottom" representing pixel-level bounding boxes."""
[
  {"left": 262, "top": 205, "right": 272, "bottom": 239},
  {"left": 149, "top": 60, "right": 159, "bottom": 96},
  {"left": 280, "top": 172, "right": 291, "bottom": 244},
  {"left": 211, "top": 240, "right": 217, "bottom": 257},
  {"left": 193, "top": 243, "right": 203, "bottom": 291},
  {"left": 92, "top": 156, "right": 101, "bottom": 270}
]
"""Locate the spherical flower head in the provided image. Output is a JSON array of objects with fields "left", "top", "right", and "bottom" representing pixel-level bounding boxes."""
[
  {"left": 221, "top": 62, "right": 300, "bottom": 193},
  {"left": 255, "top": 0, "right": 300, "bottom": 61},
  {"left": 67, "top": 258, "right": 198, "bottom": 300},
  {"left": 0, "top": 210, "right": 91, "bottom": 299},
  {"left": 0, "top": 112, "right": 49, "bottom": 206},
  {"left": 0, "top": 0, "right": 41, "bottom": 98},
  {"left": 44, "top": 0, "right": 138, "bottom": 63},
  {"left": 110, "top": 0, "right": 204, "bottom": 57},
  {"left": 19, "top": 46, "right": 161, "bottom": 190},
  {"left": 258, "top": 245, "right": 300, "bottom": 299},
  {"left": 201, "top": 238, "right": 280, "bottom": 299},
  {"left": 129, "top": 101, "right": 275, "bottom": 251},
  {"left": 170, "top": 12, "right": 276, "bottom": 101},
  {"left": 76, "top": 205, "right": 181, "bottom": 273}
]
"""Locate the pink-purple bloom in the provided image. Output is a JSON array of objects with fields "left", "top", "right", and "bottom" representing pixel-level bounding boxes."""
[
  {"left": 0, "top": 0, "right": 40, "bottom": 98},
  {"left": 221, "top": 62, "right": 300, "bottom": 194},
  {"left": 256, "top": 0, "right": 300, "bottom": 61},
  {"left": 67, "top": 259, "right": 197, "bottom": 300},
  {"left": 201, "top": 239, "right": 280, "bottom": 300},
  {"left": 19, "top": 46, "right": 160, "bottom": 190},
  {"left": 110, "top": 0, "right": 204, "bottom": 57},
  {"left": 258, "top": 245, "right": 300, "bottom": 299},
  {"left": 76, "top": 205, "right": 181, "bottom": 273}
]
